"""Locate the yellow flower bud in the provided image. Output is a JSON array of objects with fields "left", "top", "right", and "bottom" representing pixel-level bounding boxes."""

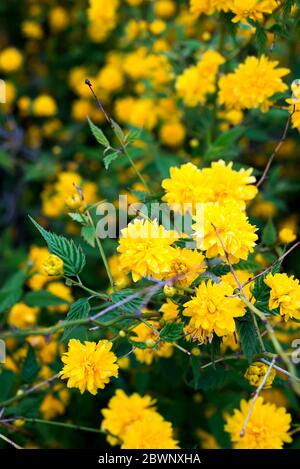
[
  {"left": 42, "top": 254, "right": 64, "bottom": 276},
  {"left": 191, "top": 347, "right": 201, "bottom": 357},
  {"left": 145, "top": 338, "right": 156, "bottom": 348},
  {"left": 14, "top": 419, "right": 25, "bottom": 427},
  {"left": 119, "top": 330, "right": 126, "bottom": 338},
  {"left": 65, "top": 193, "right": 85, "bottom": 212},
  {"left": 163, "top": 284, "right": 176, "bottom": 298},
  {"left": 244, "top": 361, "right": 276, "bottom": 389}
]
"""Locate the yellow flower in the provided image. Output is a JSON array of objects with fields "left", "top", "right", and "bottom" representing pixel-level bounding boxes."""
[
  {"left": 183, "top": 280, "right": 246, "bottom": 343},
  {"left": 33, "top": 95, "right": 57, "bottom": 117},
  {"left": 176, "top": 50, "right": 224, "bottom": 107},
  {"left": 88, "top": 0, "right": 119, "bottom": 42},
  {"left": 264, "top": 273, "right": 300, "bottom": 321},
  {"left": 193, "top": 201, "right": 258, "bottom": 263},
  {"left": 108, "top": 254, "right": 130, "bottom": 290},
  {"left": 101, "top": 389, "right": 156, "bottom": 442},
  {"left": 245, "top": 361, "right": 276, "bottom": 388},
  {"left": 117, "top": 218, "right": 178, "bottom": 282},
  {"left": 131, "top": 321, "right": 173, "bottom": 364},
  {"left": 46, "top": 282, "right": 73, "bottom": 313},
  {"left": 199, "top": 160, "right": 258, "bottom": 209},
  {"left": 160, "top": 299, "right": 180, "bottom": 322},
  {"left": 121, "top": 411, "right": 179, "bottom": 449},
  {"left": 190, "top": 0, "right": 232, "bottom": 16},
  {"left": 8, "top": 303, "right": 39, "bottom": 329},
  {"left": 225, "top": 397, "right": 292, "bottom": 449},
  {"left": 154, "top": 0, "right": 176, "bottom": 18},
  {"left": 0, "top": 47, "right": 23, "bottom": 73},
  {"left": 149, "top": 20, "right": 166, "bottom": 35},
  {"left": 40, "top": 394, "right": 66, "bottom": 420},
  {"left": 163, "top": 247, "right": 207, "bottom": 287},
  {"left": 28, "top": 246, "right": 51, "bottom": 290},
  {"left": 279, "top": 227, "right": 297, "bottom": 244},
  {"left": 121, "top": 412, "right": 179, "bottom": 449},
  {"left": 22, "top": 20, "right": 44, "bottom": 39},
  {"left": 42, "top": 254, "right": 64, "bottom": 276},
  {"left": 230, "top": 0, "right": 278, "bottom": 24},
  {"left": 160, "top": 121, "right": 186, "bottom": 147},
  {"left": 60, "top": 339, "right": 118, "bottom": 395},
  {"left": 219, "top": 55, "right": 289, "bottom": 112},
  {"left": 97, "top": 64, "right": 124, "bottom": 94},
  {"left": 49, "top": 7, "right": 69, "bottom": 32},
  {"left": 162, "top": 163, "right": 209, "bottom": 214},
  {"left": 65, "top": 192, "right": 85, "bottom": 212}
]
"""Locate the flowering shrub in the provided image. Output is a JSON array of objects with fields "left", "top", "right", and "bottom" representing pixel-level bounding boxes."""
[{"left": 1, "top": 0, "right": 300, "bottom": 451}]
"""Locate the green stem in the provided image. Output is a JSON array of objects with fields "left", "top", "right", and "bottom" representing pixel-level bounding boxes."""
[
  {"left": 86, "top": 211, "right": 115, "bottom": 291},
  {"left": 20, "top": 418, "right": 105, "bottom": 436},
  {"left": 122, "top": 145, "right": 150, "bottom": 193}
]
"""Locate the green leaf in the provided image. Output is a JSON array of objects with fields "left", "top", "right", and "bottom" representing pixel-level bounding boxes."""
[
  {"left": 252, "top": 264, "right": 281, "bottom": 313},
  {"left": 61, "top": 298, "right": 90, "bottom": 343},
  {"left": 125, "top": 127, "right": 143, "bottom": 145},
  {"left": 262, "top": 218, "right": 277, "bottom": 246},
  {"left": 24, "top": 290, "right": 70, "bottom": 308},
  {"left": 0, "top": 271, "right": 26, "bottom": 313},
  {"left": 204, "top": 127, "right": 245, "bottom": 160},
  {"left": 21, "top": 346, "right": 40, "bottom": 383},
  {"left": 111, "top": 289, "right": 143, "bottom": 314},
  {"left": 111, "top": 119, "right": 125, "bottom": 142},
  {"left": 29, "top": 217, "right": 86, "bottom": 277},
  {"left": 103, "top": 151, "right": 120, "bottom": 170},
  {"left": 68, "top": 212, "right": 86, "bottom": 224},
  {"left": 81, "top": 225, "right": 96, "bottom": 247},
  {"left": 0, "top": 370, "right": 16, "bottom": 401},
  {"left": 160, "top": 322, "right": 184, "bottom": 342},
  {"left": 254, "top": 24, "right": 267, "bottom": 54},
  {"left": 24, "top": 155, "right": 57, "bottom": 182},
  {"left": 236, "top": 313, "right": 263, "bottom": 362},
  {"left": 87, "top": 117, "right": 110, "bottom": 147}
]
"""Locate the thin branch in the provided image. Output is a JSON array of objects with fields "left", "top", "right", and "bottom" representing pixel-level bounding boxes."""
[
  {"left": 0, "top": 432, "right": 22, "bottom": 449},
  {"left": 240, "top": 357, "right": 276, "bottom": 437},
  {"left": 0, "top": 373, "right": 59, "bottom": 408},
  {"left": 211, "top": 223, "right": 266, "bottom": 352},
  {"left": 256, "top": 107, "right": 295, "bottom": 188},
  {"left": 259, "top": 358, "right": 300, "bottom": 383},
  {"left": 241, "top": 241, "right": 300, "bottom": 289}
]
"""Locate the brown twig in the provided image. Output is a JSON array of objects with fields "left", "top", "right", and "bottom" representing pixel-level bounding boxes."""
[{"left": 256, "top": 106, "right": 295, "bottom": 188}]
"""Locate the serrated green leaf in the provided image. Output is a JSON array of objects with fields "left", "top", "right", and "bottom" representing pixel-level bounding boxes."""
[
  {"left": 87, "top": 117, "right": 110, "bottom": 147},
  {"left": 160, "top": 322, "right": 184, "bottom": 342},
  {"left": 24, "top": 290, "right": 70, "bottom": 308},
  {"left": 111, "top": 289, "right": 143, "bottom": 314},
  {"left": 236, "top": 313, "right": 263, "bottom": 362},
  {"left": 103, "top": 151, "right": 120, "bottom": 169},
  {"left": 61, "top": 298, "right": 90, "bottom": 343},
  {"left": 111, "top": 119, "right": 125, "bottom": 142},
  {"left": 189, "top": 357, "right": 226, "bottom": 390},
  {"left": 68, "top": 212, "right": 86, "bottom": 224},
  {"left": 81, "top": 225, "right": 96, "bottom": 247},
  {"left": 0, "top": 270, "right": 26, "bottom": 313},
  {"left": 21, "top": 346, "right": 40, "bottom": 383},
  {"left": 29, "top": 217, "right": 86, "bottom": 277},
  {"left": 126, "top": 127, "right": 143, "bottom": 145},
  {"left": 262, "top": 218, "right": 277, "bottom": 246}
]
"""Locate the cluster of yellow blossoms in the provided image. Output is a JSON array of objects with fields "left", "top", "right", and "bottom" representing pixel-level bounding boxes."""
[
  {"left": 190, "top": 0, "right": 279, "bottom": 24},
  {"left": 176, "top": 50, "right": 224, "bottom": 106},
  {"left": 101, "top": 389, "right": 178, "bottom": 449},
  {"left": 264, "top": 273, "right": 300, "bottom": 320},
  {"left": 219, "top": 55, "right": 289, "bottom": 112},
  {"left": 87, "top": 0, "right": 119, "bottom": 43}
]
